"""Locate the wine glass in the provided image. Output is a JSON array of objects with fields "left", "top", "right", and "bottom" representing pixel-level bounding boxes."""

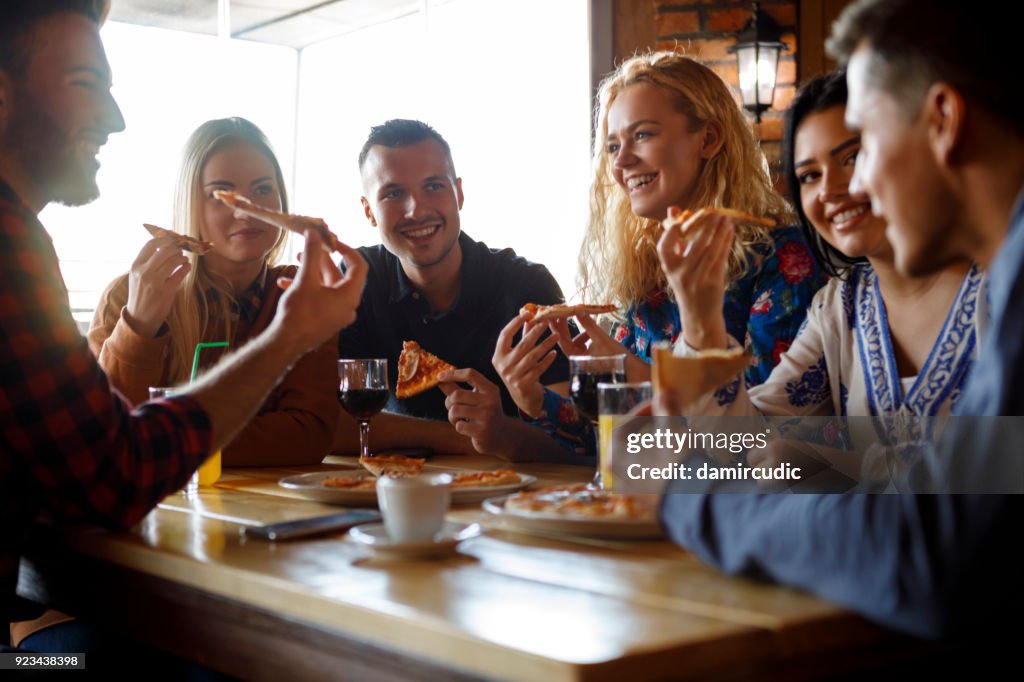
[
  {"left": 569, "top": 355, "right": 626, "bottom": 485},
  {"left": 338, "top": 359, "right": 390, "bottom": 459}
]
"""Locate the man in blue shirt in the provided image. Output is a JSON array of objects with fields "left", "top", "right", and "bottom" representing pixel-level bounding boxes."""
[{"left": 659, "top": 0, "right": 1023, "bottom": 643}]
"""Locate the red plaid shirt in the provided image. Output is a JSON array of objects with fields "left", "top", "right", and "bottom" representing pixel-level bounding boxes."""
[{"left": 0, "top": 178, "right": 212, "bottom": 622}]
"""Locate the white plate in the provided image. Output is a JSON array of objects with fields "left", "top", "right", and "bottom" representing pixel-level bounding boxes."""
[
  {"left": 348, "top": 522, "right": 480, "bottom": 560},
  {"left": 278, "top": 469, "right": 537, "bottom": 507},
  {"left": 482, "top": 495, "right": 663, "bottom": 540}
]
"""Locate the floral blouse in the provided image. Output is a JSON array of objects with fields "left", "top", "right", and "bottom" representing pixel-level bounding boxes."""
[{"left": 529, "top": 225, "right": 827, "bottom": 455}]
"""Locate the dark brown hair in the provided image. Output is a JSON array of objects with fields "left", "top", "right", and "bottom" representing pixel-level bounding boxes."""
[
  {"left": 0, "top": 1, "right": 106, "bottom": 78},
  {"left": 827, "top": 0, "right": 1022, "bottom": 134}
]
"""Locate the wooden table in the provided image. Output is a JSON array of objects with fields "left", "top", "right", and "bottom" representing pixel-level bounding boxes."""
[{"left": 18, "top": 454, "right": 917, "bottom": 681}]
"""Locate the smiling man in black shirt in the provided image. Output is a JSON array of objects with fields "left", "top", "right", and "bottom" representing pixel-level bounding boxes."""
[{"left": 336, "top": 119, "right": 570, "bottom": 459}]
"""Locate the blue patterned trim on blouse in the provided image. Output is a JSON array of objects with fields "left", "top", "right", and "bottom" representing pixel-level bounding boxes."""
[{"left": 785, "top": 355, "right": 831, "bottom": 407}]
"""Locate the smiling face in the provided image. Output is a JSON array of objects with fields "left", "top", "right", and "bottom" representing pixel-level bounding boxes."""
[
  {"left": 793, "top": 105, "right": 890, "bottom": 261},
  {"left": 0, "top": 12, "right": 125, "bottom": 211},
  {"left": 845, "top": 46, "right": 963, "bottom": 277},
  {"left": 360, "top": 138, "right": 463, "bottom": 274},
  {"left": 199, "top": 141, "right": 284, "bottom": 275},
  {"left": 604, "top": 82, "right": 715, "bottom": 220}
]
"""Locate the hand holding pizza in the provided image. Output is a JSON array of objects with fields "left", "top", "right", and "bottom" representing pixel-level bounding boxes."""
[
  {"left": 549, "top": 314, "right": 651, "bottom": 382},
  {"left": 492, "top": 311, "right": 560, "bottom": 418},
  {"left": 125, "top": 236, "right": 192, "bottom": 337},
  {"left": 439, "top": 368, "right": 515, "bottom": 458},
  {"left": 657, "top": 208, "right": 733, "bottom": 351},
  {"left": 271, "top": 230, "right": 368, "bottom": 355}
]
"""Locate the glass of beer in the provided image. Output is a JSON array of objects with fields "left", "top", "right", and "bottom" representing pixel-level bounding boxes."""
[
  {"left": 148, "top": 386, "right": 221, "bottom": 496},
  {"left": 597, "top": 381, "right": 652, "bottom": 490}
]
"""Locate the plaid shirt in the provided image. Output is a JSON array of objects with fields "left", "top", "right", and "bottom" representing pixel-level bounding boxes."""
[{"left": 0, "top": 178, "right": 213, "bottom": 622}]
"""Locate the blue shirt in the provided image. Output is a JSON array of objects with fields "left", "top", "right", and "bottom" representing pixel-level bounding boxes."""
[{"left": 660, "top": 188, "right": 1024, "bottom": 640}]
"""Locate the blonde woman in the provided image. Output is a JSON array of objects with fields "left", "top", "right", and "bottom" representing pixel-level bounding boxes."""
[
  {"left": 88, "top": 117, "right": 339, "bottom": 466},
  {"left": 494, "top": 52, "right": 825, "bottom": 445}
]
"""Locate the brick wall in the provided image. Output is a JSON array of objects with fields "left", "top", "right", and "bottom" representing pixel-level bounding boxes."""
[{"left": 652, "top": 0, "right": 798, "bottom": 174}]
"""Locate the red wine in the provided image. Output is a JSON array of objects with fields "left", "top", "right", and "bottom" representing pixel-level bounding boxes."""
[
  {"left": 339, "top": 388, "right": 389, "bottom": 420},
  {"left": 570, "top": 371, "right": 625, "bottom": 423}
]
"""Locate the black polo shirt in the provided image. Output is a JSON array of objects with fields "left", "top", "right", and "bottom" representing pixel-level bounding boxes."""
[{"left": 339, "top": 232, "right": 570, "bottom": 420}]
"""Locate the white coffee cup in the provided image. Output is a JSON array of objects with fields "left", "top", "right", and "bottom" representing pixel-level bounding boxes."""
[{"left": 376, "top": 473, "right": 453, "bottom": 543}]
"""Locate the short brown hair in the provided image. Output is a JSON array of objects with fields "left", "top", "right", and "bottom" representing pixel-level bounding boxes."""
[
  {"left": 0, "top": 1, "right": 106, "bottom": 78},
  {"left": 827, "top": 0, "right": 1022, "bottom": 134}
]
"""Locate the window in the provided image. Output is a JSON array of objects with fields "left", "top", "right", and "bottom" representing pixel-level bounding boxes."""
[
  {"left": 44, "top": 1, "right": 591, "bottom": 325},
  {"left": 42, "top": 21, "right": 297, "bottom": 324}
]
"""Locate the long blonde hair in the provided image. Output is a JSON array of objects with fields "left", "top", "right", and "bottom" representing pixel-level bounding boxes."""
[
  {"left": 164, "top": 117, "right": 289, "bottom": 382},
  {"left": 580, "top": 52, "right": 792, "bottom": 309}
]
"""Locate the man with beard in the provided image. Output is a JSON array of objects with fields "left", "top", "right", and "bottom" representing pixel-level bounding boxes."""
[
  {"left": 655, "top": 0, "right": 1023, "bottom": 663},
  {"left": 1, "top": 0, "right": 367, "bottom": 655},
  {"left": 336, "top": 119, "right": 574, "bottom": 460}
]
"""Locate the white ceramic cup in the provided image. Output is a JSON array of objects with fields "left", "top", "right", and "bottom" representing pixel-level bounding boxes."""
[{"left": 376, "top": 473, "right": 453, "bottom": 543}]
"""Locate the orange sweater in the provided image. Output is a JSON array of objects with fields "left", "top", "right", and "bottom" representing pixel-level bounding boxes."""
[{"left": 87, "top": 265, "right": 339, "bottom": 466}]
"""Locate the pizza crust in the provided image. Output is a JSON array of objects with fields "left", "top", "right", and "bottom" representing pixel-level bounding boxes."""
[
  {"left": 662, "top": 206, "right": 777, "bottom": 234},
  {"left": 449, "top": 469, "right": 521, "bottom": 488},
  {"left": 143, "top": 223, "right": 214, "bottom": 255},
  {"left": 520, "top": 302, "right": 617, "bottom": 322},
  {"left": 359, "top": 454, "right": 426, "bottom": 478},
  {"left": 211, "top": 190, "right": 344, "bottom": 252}
]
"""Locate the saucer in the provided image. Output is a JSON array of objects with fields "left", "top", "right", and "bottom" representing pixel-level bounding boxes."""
[{"left": 348, "top": 522, "right": 481, "bottom": 560}]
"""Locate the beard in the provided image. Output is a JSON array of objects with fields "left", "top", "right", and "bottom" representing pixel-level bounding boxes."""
[{"left": 3, "top": 87, "right": 100, "bottom": 207}]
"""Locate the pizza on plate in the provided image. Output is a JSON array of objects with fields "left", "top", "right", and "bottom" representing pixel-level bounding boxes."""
[
  {"left": 322, "top": 474, "right": 377, "bottom": 490},
  {"left": 143, "top": 223, "right": 214, "bottom": 255},
  {"left": 211, "top": 190, "right": 344, "bottom": 252},
  {"left": 504, "top": 484, "right": 654, "bottom": 520},
  {"left": 358, "top": 454, "right": 426, "bottom": 478},
  {"left": 449, "top": 469, "right": 521, "bottom": 488},
  {"left": 519, "top": 302, "right": 617, "bottom": 322},
  {"left": 395, "top": 341, "right": 456, "bottom": 398},
  {"left": 321, "top": 466, "right": 520, "bottom": 490}
]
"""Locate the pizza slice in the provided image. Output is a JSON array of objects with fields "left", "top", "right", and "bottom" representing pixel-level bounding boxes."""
[
  {"left": 449, "top": 469, "right": 521, "bottom": 488},
  {"left": 143, "top": 223, "right": 214, "bottom": 255},
  {"left": 505, "top": 484, "right": 655, "bottom": 519},
  {"left": 652, "top": 343, "right": 750, "bottom": 407},
  {"left": 211, "top": 190, "right": 344, "bottom": 252},
  {"left": 395, "top": 341, "right": 456, "bottom": 398},
  {"left": 322, "top": 474, "right": 377, "bottom": 490},
  {"left": 520, "top": 302, "right": 617, "bottom": 322},
  {"left": 662, "top": 206, "right": 777, "bottom": 233},
  {"left": 358, "top": 454, "right": 426, "bottom": 478}
]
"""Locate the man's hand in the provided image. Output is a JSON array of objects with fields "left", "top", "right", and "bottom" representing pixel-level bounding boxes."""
[
  {"left": 272, "top": 229, "right": 368, "bottom": 355},
  {"left": 125, "top": 237, "right": 190, "bottom": 337},
  {"left": 439, "top": 368, "right": 515, "bottom": 457},
  {"left": 492, "top": 312, "right": 559, "bottom": 418}
]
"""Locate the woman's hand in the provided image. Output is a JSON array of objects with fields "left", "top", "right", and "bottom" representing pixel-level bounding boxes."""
[
  {"left": 550, "top": 314, "right": 651, "bottom": 382},
  {"left": 657, "top": 210, "right": 733, "bottom": 350},
  {"left": 125, "top": 237, "right": 191, "bottom": 337},
  {"left": 492, "top": 312, "right": 559, "bottom": 418}
]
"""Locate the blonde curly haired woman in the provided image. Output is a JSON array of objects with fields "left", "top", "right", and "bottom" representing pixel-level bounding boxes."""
[
  {"left": 88, "top": 117, "right": 339, "bottom": 466},
  {"left": 492, "top": 52, "right": 825, "bottom": 451}
]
